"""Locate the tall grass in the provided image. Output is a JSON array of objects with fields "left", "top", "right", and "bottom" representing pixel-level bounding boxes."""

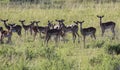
[{"left": 0, "top": 2, "right": 120, "bottom": 70}]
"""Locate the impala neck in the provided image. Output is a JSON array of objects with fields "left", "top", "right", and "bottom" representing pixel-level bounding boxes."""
[
  {"left": 21, "top": 22, "right": 25, "bottom": 26},
  {"left": 4, "top": 22, "right": 9, "bottom": 29},
  {"left": 80, "top": 24, "right": 83, "bottom": 33},
  {"left": 100, "top": 18, "right": 102, "bottom": 25}
]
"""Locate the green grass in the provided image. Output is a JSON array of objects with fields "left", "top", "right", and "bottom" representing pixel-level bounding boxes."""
[{"left": 0, "top": 3, "right": 120, "bottom": 70}]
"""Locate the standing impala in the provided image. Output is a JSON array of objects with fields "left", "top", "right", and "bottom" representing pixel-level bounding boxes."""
[
  {"left": 79, "top": 21, "right": 96, "bottom": 48},
  {"left": 32, "top": 21, "right": 53, "bottom": 41},
  {"left": 55, "top": 19, "right": 80, "bottom": 43},
  {"left": 0, "top": 27, "right": 3, "bottom": 32},
  {"left": 1, "top": 19, "right": 22, "bottom": 37},
  {"left": 1, "top": 19, "right": 11, "bottom": 30},
  {"left": 0, "top": 26, "right": 13, "bottom": 44},
  {"left": 45, "top": 25, "right": 64, "bottom": 46},
  {"left": 19, "top": 20, "right": 31, "bottom": 36},
  {"left": 97, "top": 15, "right": 116, "bottom": 39}
]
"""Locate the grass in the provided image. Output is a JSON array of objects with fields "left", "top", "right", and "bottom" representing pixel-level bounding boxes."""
[{"left": 0, "top": 2, "right": 120, "bottom": 70}]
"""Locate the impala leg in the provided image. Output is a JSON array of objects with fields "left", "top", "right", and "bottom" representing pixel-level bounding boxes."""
[
  {"left": 90, "top": 35, "right": 93, "bottom": 38},
  {"left": 58, "top": 34, "right": 61, "bottom": 42},
  {"left": 30, "top": 28, "right": 33, "bottom": 35},
  {"left": 18, "top": 31, "right": 22, "bottom": 37},
  {"left": 101, "top": 30, "right": 105, "bottom": 37},
  {"left": 74, "top": 33, "right": 76, "bottom": 43},
  {"left": 7, "top": 36, "right": 11, "bottom": 44},
  {"left": 39, "top": 32, "right": 42, "bottom": 39},
  {"left": 76, "top": 32, "right": 80, "bottom": 43},
  {"left": 33, "top": 32, "right": 37, "bottom": 41},
  {"left": 111, "top": 28, "right": 115, "bottom": 40},
  {"left": 0, "top": 35, "right": 4, "bottom": 44},
  {"left": 26, "top": 30, "right": 28, "bottom": 35},
  {"left": 45, "top": 35, "right": 51, "bottom": 46},
  {"left": 25, "top": 30, "right": 26, "bottom": 35},
  {"left": 83, "top": 36, "right": 86, "bottom": 48},
  {"left": 55, "top": 35, "right": 59, "bottom": 46},
  {"left": 61, "top": 33, "right": 66, "bottom": 43},
  {"left": 25, "top": 30, "right": 27, "bottom": 38},
  {"left": 72, "top": 33, "right": 76, "bottom": 43},
  {"left": 93, "top": 34, "right": 96, "bottom": 40}
]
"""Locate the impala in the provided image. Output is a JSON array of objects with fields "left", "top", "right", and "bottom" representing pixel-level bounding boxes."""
[
  {"left": 56, "top": 19, "right": 80, "bottom": 43},
  {"left": 1, "top": 19, "right": 22, "bottom": 37},
  {"left": 19, "top": 20, "right": 31, "bottom": 36},
  {"left": 0, "top": 26, "right": 13, "bottom": 44},
  {"left": 97, "top": 15, "right": 116, "bottom": 39},
  {"left": 79, "top": 21, "right": 96, "bottom": 47}
]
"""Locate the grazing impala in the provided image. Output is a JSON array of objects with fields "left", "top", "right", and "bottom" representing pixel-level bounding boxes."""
[
  {"left": 0, "top": 26, "right": 13, "bottom": 44},
  {"left": 78, "top": 21, "right": 96, "bottom": 47},
  {"left": 97, "top": 15, "right": 116, "bottom": 39},
  {"left": 19, "top": 20, "right": 31, "bottom": 35}
]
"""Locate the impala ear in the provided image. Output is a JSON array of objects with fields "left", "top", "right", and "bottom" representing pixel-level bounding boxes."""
[
  {"left": 8, "top": 23, "right": 11, "bottom": 26},
  {"left": 55, "top": 19, "right": 58, "bottom": 21},
  {"left": 23, "top": 20, "right": 25, "bottom": 22},
  {"left": 97, "top": 15, "right": 99, "bottom": 18},
  {"left": 6, "top": 19, "right": 8, "bottom": 21},
  {"left": 19, "top": 20, "right": 25, "bottom": 22},
  {"left": 33, "top": 21, "right": 36, "bottom": 23},
  {"left": 102, "top": 15, "right": 104, "bottom": 17},
  {"left": 61, "top": 19, "right": 65, "bottom": 22},
  {"left": 48, "top": 20, "right": 50, "bottom": 23},
  {"left": 82, "top": 21, "right": 84, "bottom": 23},
  {"left": 37, "top": 21, "right": 40, "bottom": 23},
  {"left": 73, "top": 21, "right": 76, "bottom": 23},
  {"left": 30, "top": 21, "right": 34, "bottom": 23},
  {"left": 51, "top": 20, "right": 53, "bottom": 23},
  {"left": 19, "top": 20, "right": 21, "bottom": 22}
]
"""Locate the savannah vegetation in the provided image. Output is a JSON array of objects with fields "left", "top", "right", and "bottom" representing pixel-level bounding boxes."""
[{"left": 0, "top": 0, "right": 120, "bottom": 70}]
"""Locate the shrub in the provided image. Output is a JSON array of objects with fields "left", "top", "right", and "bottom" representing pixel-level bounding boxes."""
[
  {"left": 105, "top": 43, "right": 120, "bottom": 55},
  {"left": 87, "top": 40, "right": 105, "bottom": 48},
  {"left": 89, "top": 56, "right": 102, "bottom": 66}
]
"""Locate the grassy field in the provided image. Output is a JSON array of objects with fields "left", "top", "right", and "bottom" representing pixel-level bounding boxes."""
[{"left": 0, "top": 2, "right": 120, "bottom": 70}]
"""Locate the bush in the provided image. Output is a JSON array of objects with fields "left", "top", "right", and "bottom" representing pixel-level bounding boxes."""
[
  {"left": 89, "top": 56, "right": 102, "bottom": 66},
  {"left": 87, "top": 40, "right": 105, "bottom": 48},
  {"left": 105, "top": 43, "right": 120, "bottom": 55}
]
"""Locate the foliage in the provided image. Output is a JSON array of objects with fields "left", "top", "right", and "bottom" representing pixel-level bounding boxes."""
[{"left": 105, "top": 42, "right": 120, "bottom": 55}]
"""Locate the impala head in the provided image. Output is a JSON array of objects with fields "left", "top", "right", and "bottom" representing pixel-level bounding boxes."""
[
  {"left": 73, "top": 21, "right": 79, "bottom": 25},
  {"left": 56, "top": 19, "right": 65, "bottom": 24},
  {"left": 56, "top": 19, "right": 65, "bottom": 28},
  {"left": 35, "top": 21, "right": 40, "bottom": 26},
  {"left": 8, "top": 23, "right": 16, "bottom": 27},
  {"left": 30, "top": 21, "right": 35, "bottom": 27},
  {"left": 36, "top": 21, "right": 40, "bottom": 23},
  {"left": 97, "top": 15, "right": 104, "bottom": 19},
  {"left": 78, "top": 21, "right": 84, "bottom": 25},
  {"left": 30, "top": 21, "right": 35, "bottom": 24},
  {"left": 48, "top": 20, "right": 54, "bottom": 29},
  {"left": 48, "top": 20, "right": 53, "bottom": 24},
  {"left": 19, "top": 20, "right": 25, "bottom": 23},
  {"left": 1, "top": 19, "right": 8, "bottom": 23}
]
